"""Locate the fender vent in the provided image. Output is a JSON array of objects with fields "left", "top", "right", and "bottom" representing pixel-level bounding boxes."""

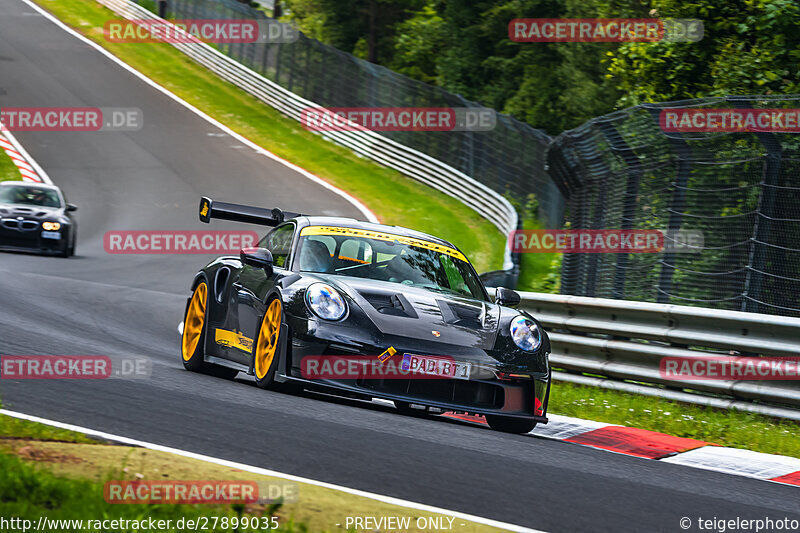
[{"left": 214, "top": 267, "right": 230, "bottom": 303}]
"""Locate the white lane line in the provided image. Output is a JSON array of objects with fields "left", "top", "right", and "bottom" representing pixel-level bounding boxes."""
[
  {"left": 0, "top": 127, "right": 52, "bottom": 184},
  {"left": 662, "top": 446, "right": 800, "bottom": 481},
  {"left": 0, "top": 409, "right": 547, "bottom": 533},
  {"left": 531, "top": 414, "right": 610, "bottom": 440},
  {"left": 19, "top": 0, "right": 378, "bottom": 223}
]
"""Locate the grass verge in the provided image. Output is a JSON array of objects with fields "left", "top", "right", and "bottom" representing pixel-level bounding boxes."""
[
  {"left": 0, "top": 414, "right": 95, "bottom": 444},
  {"left": 0, "top": 142, "right": 22, "bottom": 182},
  {"left": 0, "top": 413, "right": 504, "bottom": 532},
  {"left": 551, "top": 381, "right": 800, "bottom": 459},
  {"left": 504, "top": 194, "right": 561, "bottom": 292},
  {"left": 30, "top": 0, "right": 504, "bottom": 272},
  {"left": 0, "top": 449, "right": 288, "bottom": 533}
]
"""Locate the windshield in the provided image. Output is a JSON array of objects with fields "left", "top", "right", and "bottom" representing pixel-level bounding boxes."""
[
  {"left": 0, "top": 186, "right": 61, "bottom": 208},
  {"left": 296, "top": 226, "right": 486, "bottom": 300}
]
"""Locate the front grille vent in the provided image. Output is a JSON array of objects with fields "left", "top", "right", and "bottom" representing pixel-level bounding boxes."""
[
  {"left": 360, "top": 291, "right": 418, "bottom": 318},
  {"left": 437, "top": 301, "right": 483, "bottom": 328}
]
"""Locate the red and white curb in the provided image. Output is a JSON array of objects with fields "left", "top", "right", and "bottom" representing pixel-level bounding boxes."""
[
  {"left": 0, "top": 125, "right": 51, "bottom": 184},
  {"left": 439, "top": 411, "right": 800, "bottom": 488}
]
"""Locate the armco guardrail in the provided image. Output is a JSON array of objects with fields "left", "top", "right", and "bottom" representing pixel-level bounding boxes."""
[
  {"left": 98, "top": 0, "right": 518, "bottom": 270},
  {"left": 513, "top": 291, "right": 800, "bottom": 421}
]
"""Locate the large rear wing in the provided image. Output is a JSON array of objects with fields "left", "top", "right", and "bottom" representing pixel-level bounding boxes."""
[{"left": 199, "top": 196, "right": 300, "bottom": 227}]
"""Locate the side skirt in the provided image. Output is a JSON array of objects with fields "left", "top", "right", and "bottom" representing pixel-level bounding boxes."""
[{"left": 204, "top": 355, "right": 250, "bottom": 374}]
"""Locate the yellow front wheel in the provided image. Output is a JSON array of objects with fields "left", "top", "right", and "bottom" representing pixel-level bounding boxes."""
[
  {"left": 182, "top": 282, "right": 208, "bottom": 370},
  {"left": 254, "top": 298, "right": 283, "bottom": 388}
]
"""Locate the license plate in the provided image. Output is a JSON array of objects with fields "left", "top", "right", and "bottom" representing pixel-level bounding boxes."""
[
  {"left": 41, "top": 231, "right": 61, "bottom": 240},
  {"left": 402, "top": 354, "right": 471, "bottom": 380}
]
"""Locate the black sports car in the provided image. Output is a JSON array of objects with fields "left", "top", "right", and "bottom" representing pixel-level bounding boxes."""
[
  {"left": 181, "top": 197, "right": 551, "bottom": 433},
  {"left": 0, "top": 181, "right": 77, "bottom": 257}
]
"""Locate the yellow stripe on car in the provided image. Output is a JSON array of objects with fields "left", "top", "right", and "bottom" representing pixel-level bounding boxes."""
[
  {"left": 300, "top": 226, "right": 467, "bottom": 262},
  {"left": 215, "top": 328, "right": 254, "bottom": 352}
]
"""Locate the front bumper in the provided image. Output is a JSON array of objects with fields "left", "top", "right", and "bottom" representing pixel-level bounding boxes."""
[
  {"left": 0, "top": 222, "right": 66, "bottom": 254},
  {"left": 284, "top": 313, "right": 550, "bottom": 422}
]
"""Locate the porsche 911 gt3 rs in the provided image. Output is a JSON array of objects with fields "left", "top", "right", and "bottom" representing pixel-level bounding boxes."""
[{"left": 181, "top": 197, "right": 551, "bottom": 433}]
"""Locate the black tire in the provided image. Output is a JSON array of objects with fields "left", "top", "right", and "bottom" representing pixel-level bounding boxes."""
[
  {"left": 67, "top": 229, "right": 75, "bottom": 257},
  {"left": 253, "top": 298, "right": 284, "bottom": 390},
  {"left": 57, "top": 230, "right": 75, "bottom": 258},
  {"left": 486, "top": 415, "right": 536, "bottom": 434}
]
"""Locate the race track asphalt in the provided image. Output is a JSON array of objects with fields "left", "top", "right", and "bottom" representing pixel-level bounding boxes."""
[{"left": 1, "top": 2, "right": 798, "bottom": 532}]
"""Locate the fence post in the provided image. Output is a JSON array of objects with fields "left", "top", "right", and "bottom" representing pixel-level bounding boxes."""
[
  {"left": 644, "top": 106, "right": 692, "bottom": 303},
  {"left": 547, "top": 141, "right": 580, "bottom": 294},
  {"left": 730, "top": 99, "right": 783, "bottom": 314},
  {"left": 596, "top": 120, "right": 643, "bottom": 300}
]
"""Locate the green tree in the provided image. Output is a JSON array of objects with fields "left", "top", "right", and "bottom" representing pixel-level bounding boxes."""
[
  {"left": 283, "top": 0, "right": 424, "bottom": 63},
  {"left": 389, "top": 0, "right": 631, "bottom": 133},
  {"left": 607, "top": 0, "right": 800, "bottom": 105}
]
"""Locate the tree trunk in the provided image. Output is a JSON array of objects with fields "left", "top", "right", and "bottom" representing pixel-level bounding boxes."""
[{"left": 368, "top": 0, "right": 378, "bottom": 63}]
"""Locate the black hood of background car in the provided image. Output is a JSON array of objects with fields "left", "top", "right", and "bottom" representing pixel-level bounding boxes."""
[
  {"left": 0, "top": 203, "right": 65, "bottom": 219},
  {"left": 312, "top": 274, "right": 501, "bottom": 350}
]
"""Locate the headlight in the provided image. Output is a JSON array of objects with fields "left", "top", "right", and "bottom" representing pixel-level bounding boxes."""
[
  {"left": 42, "top": 222, "right": 61, "bottom": 231},
  {"left": 305, "top": 283, "right": 347, "bottom": 321},
  {"left": 510, "top": 315, "right": 541, "bottom": 352}
]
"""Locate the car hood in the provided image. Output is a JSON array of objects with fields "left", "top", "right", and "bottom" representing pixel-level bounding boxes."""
[
  {"left": 0, "top": 203, "right": 63, "bottom": 219},
  {"left": 317, "top": 275, "right": 501, "bottom": 350}
]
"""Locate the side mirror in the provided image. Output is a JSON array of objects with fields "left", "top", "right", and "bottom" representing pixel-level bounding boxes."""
[
  {"left": 66, "top": 204, "right": 78, "bottom": 212},
  {"left": 240, "top": 247, "right": 273, "bottom": 275},
  {"left": 495, "top": 287, "right": 521, "bottom": 308}
]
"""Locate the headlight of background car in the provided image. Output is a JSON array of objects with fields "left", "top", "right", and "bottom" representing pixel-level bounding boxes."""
[
  {"left": 42, "top": 222, "right": 61, "bottom": 231},
  {"left": 510, "top": 315, "right": 541, "bottom": 352},
  {"left": 305, "top": 283, "right": 347, "bottom": 321}
]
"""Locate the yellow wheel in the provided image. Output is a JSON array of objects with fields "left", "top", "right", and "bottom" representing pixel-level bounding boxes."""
[
  {"left": 182, "top": 282, "right": 207, "bottom": 370},
  {"left": 254, "top": 298, "right": 282, "bottom": 388}
]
